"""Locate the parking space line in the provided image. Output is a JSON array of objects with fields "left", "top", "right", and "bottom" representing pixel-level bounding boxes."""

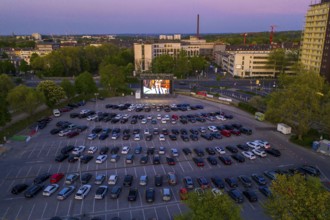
[
  {"left": 25, "top": 166, "right": 33, "bottom": 178},
  {"left": 15, "top": 167, "right": 23, "bottom": 178},
  {"left": 142, "top": 208, "right": 146, "bottom": 220},
  {"left": 166, "top": 206, "right": 172, "bottom": 219},
  {"left": 67, "top": 200, "right": 73, "bottom": 216},
  {"left": 15, "top": 206, "right": 22, "bottom": 220},
  {"left": 177, "top": 203, "right": 183, "bottom": 216},
  {"left": 161, "top": 164, "right": 166, "bottom": 174},
  {"left": 154, "top": 207, "right": 159, "bottom": 220},
  {"left": 40, "top": 202, "right": 48, "bottom": 219},
  {"left": 54, "top": 201, "right": 60, "bottom": 216},
  {"left": 37, "top": 142, "right": 47, "bottom": 158},
  {"left": 134, "top": 167, "right": 138, "bottom": 178},
  {"left": 27, "top": 203, "right": 36, "bottom": 220},
  {"left": 27, "top": 145, "right": 37, "bottom": 159},
  {"left": 1, "top": 207, "right": 10, "bottom": 219},
  {"left": 248, "top": 202, "right": 256, "bottom": 210}
]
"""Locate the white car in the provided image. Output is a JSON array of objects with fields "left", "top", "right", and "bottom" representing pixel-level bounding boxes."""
[
  {"left": 108, "top": 175, "right": 118, "bottom": 185},
  {"left": 246, "top": 141, "right": 261, "bottom": 150},
  {"left": 157, "top": 114, "right": 162, "bottom": 120},
  {"left": 159, "top": 134, "right": 166, "bottom": 141},
  {"left": 171, "top": 148, "right": 179, "bottom": 157},
  {"left": 121, "top": 146, "right": 130, "bottom": 154},
  {"left": 161, "top": 119, "right": 167, "bottom": 124},
  {"left": 147, "top": 115, "right": 153, "bottom": 120},
  {"left": 96, "top": 155, "right": 108, "bottom": 164},
  {"left": 134, "top": 134, "right": 141, "bottom": 141},
  {"left": 141, "top": 118, "right": 148, "bottom": 124},
  {"left": 211, "top": 188, "right": 223, "bottom": 197},
  {"left": 111, "top": 133, "right": 120, "bottom": 140},
  {"left": 123, "top": 114, "right": 130, "bottom": 119},
  {"left": 75, "top": 184, "right": 91, "bottom": 200},
  {"left": 199, "top": 127, "right": 207, "bottom": 133},
  {"left": 87, "top": 114, "right": 98, "bottom": 121},
  {"left": 72, "top": 145, "right": 86, "bottom": 155},
  {"left": 58, "top": 129, "right": 71, "bottom": 137},
  {"left": 242, "top": 151, "right": 257, "bottom": 160},
  {"left": 252, "top": 149, "right": 267, "bottom": 157},
  {"left": 139, "top": 175, "right": 148, "bottom": 186},
  {"left": 144, "top": 129, "right": 150, "bottom": 135},
  {"left": 164, "top": 115, "right": 170, "bottom": 120},
  {"left": 88, "top": 146, "right": 98, "bottom": 154},
  {"left": 53, "top": 109, "right": 61, "bottom": 117},
  {"left": 171, "top": 119, "right": 177, "bottom": 124},
  {"left": 87, "top": 133, "right": 98, "bottom": 140},
  {"left": 43, "top": 184, "right": 59, "bottom": 196},
  {"left": 159, "top": 146, "right": 166, "bottom": 154},
  {"left": 216, "top": 115, "right": 226, "bottom": 121},
  {"left": 215, "top": 146, "right": 226, "bottom": 154},
  {"left": 254, "top": 140, "right": 271, "bottom": 149},
  {"left": 208, "top": 126, "right": 218, "bottom": 132}
]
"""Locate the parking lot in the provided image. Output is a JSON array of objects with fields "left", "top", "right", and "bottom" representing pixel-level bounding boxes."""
[{"left": 0, "top": 95, "right": 329, "bottom": 220}]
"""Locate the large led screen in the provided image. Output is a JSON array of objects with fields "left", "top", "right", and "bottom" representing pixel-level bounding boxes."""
[{"left": 142, "top": 80, "right": 171, "bottom": 95}]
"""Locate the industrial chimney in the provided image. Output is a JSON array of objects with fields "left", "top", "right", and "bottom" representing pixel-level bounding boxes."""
[{"left": 197, "top": 14, "right": 200, "bottom": 39}]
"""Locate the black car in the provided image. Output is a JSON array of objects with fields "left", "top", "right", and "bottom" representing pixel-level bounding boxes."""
[
  {"left": 300, "top": 165, "right": 320, "bottom": 176},
  {"left": 251, "top": 173, "right": 267, "bottom": 185},
  {"left": 207, "top": 156, "right": 218, "bottom": 165},
  {"left": 147, "top": 147, "right": 155, "bottom": 155},
  {"left": 182, "top": 148, "right": 192, "bottom": 155},
  {"left": 171, "top": 129, "right": 179, "bottom": 135},
  {"left": 219, "top": 156, "right": 232, "bottom": 165},
  {"left": 92, "top": 127, "right": 102, "bottom": 134},
  {"left": 201, "top": 134, "right": 213, "bottom": 141},
  {"left": 225, "top": 177, "right": 239, "bottom": 188},
  {"left": 81, "top": 173, "right": 92, "bottom": 184},
  {"left": 100, "top": 147, "right": 109, "bottom": 155},
  {"left": 68, "top": 154, "right": 78, "bottom": 163},
  {"left": 166, "top": 157, "right": 176, "bottom": 165},
  {"left": 55, "top": 153, "right": 69, "bottom": 162},
  {"left": 77, "top": 125, "right": 88, "bottom": 132},
  {"left": 210, "top": 133, "right": 222, "bottom": 139},
  {"left": 110, "top": 186, "right": 122, "bottom": 199},
  {"left": 231, "top": 154, "right": 245, "bottom": 163},
  {"left": 265, "top": 148, "right": 281, "bottom": 157},
  {"left": 243, "top": 190, "right": 258, "bottom": 202},
  {"left": 154, "top": 175, "right": 163, "bottom": 187},
  {"left": 236, "top": 144, "right": 249, "bottom": 151},
  {"left": 181, "top": 135, "right": 189, "bottom": 142},
  {"left": 145, "top": 134, "right": 153, "bottom": 141},
  {"left": 128, "top": 188, "right": 138, "bottom": 201},
  {"left": 11, "top": 184, "right": 29, "bottom": 195},
  {"left": 146, "top": 188, "right": 155, "bottom": 203},
  {"left": 228, "top": 189, "right": 244, "bottom": 203},
  {"left": 123, "top": 134, "right": 131, "bottom": 140},
  {"left": 193, "top": 157, "right": 204, "bottom": 167},
  {"left": 99, "top": 133, "right": 109, "bottom": 140},
  {"left": 34, "top": 173, "right": 51, "bottom": 184},
  {"left": 153, "top": 155, "right": 161, "bottom": 165},
  {"left": 194, "top": 148, "right": 204, "bottom": 157},
  {"left": 205, "top": 147, "right": 216, "bottom": 155},
  {"left": 238, "top": 175, "right": 252, "bottom": 187},
  {"left": 123, "top": 175, "right": 133, "bottom": 187},
  {"left": 140, "top": 155, "right": 149, "bottom": 164},
  {"left": 225, "top": 146, "right": 238, "bottom": 153},
  {"left": 110, "top": 147, "right": 120, "bottom": 154},
  {"left": 80, "top": 155, "right": 93, "bottom": 164},
  {"left": 190, "top": 134, "right": 199, "bottom": 141},
  {"left": 24, "top": 184, "right": 43, "bottom": 198},
  {"left": 240, "top": 127, "right": 252, "bottom": 135},
  {"left": 211, "top": 176, "right": 225, "bottom": 189},
  {"left": 169, "top": 134, "right": 177, "bottom": 141},
  {"left": 50, "top": 128, "right": 62, "bottom": 135},
  {"left": 61, "top": 145, "right": 74, "bottom": 154},
  {"left": 70, "top": 113, "right": 79, "bottom": 118}
]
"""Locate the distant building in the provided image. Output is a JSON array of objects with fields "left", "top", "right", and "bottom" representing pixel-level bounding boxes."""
[
  {"left": 159, "top": 34, "right": 181, "bottom": 40},
  {"left": 182, "top": 36, "right": 215, "bottom": 58},
  {"left": 36, "top": 42, "right": 60, "bottom": 56},
  {"left": 32, "top": 33, "right": 42, "bottom": 41},
  {"left": 134, "top": 42, "right": 200, "bottom": 73},
  {"left": 300, "top": 0, "right": 330, "bottom": 82}
]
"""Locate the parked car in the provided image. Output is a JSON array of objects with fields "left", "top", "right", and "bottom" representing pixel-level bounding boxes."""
[
  {"left": 110, "top": 186, "right": 122, "bottom": 199},
  {"left": 81, "top": 173, "right": 92, "bottom": 184},
  {"left": 243, "top": 190, "right": 258, "bottom": 202},
  {"left": 50, "top": 173, "right": 64, "bottom": 183},
  {"left": 24, "top": 184, "right": 43, "bottom": 198},
  {"left": 11, "top": 184, "right": 28, "bottom": 195},
  {"left": 57, "top": 186, "right": 75, "bottom": 200},
  {"left": 127, "top": 188, "right": 138, "bottom": 201},
  {"left": 265, "top": 148, "right": 281, "bottom": 157},
  {"left": 225, "top": 177, "right": 239, "bottom": 188},
  {"left": 94, "top": 185, "right": 108, "bottom": 200},
  {"left": 219, "top": 156, "right": 232, "bottom": 165},
  {"left": 238, "top": 175, "right": 252, "bottom": 187},
  {"left": 193, "top": 157, "right": 204, "bottom": 167},
  {"left": 34, "top": 173, "right": 51, "bottom": 184},
  {"left": 123, "top": 175, "right": 133, "bottom": 187},
  {"left": 251, "top": 173, "right": 267, "bottom": 185},
  {"left": 95, "top": 174, "right": 106, "bottom": 185},
  {"left": 228, "top": 189, "right": 244, "bottom": 203},
  {"left": 75, "top": 184, "right": 92, "bottom": 200},
  {"left": 145, "top": 188, "right": 155, "bottom": 203},
  {"left": 211, "top": 176, "right": 225, "bottom": 189}
]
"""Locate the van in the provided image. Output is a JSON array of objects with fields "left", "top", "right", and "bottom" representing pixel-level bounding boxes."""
[
  {"left": 53, "top": 109, "right": 61, "bottom": 117},
  {"left": 162, "top": 188, "right": 171, "bottom": 201}
]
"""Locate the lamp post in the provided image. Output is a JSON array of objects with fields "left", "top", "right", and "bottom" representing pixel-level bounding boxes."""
[
  {"left": 78, "top": 156, "right": 82, "bottom": 183},
  {"left": 94, "top": 93, "right": 99, "bottom": 110}
]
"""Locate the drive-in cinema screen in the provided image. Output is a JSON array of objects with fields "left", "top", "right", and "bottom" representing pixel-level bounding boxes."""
[{"left": 142, "top": 79, "right": 171, "bottom": 95}]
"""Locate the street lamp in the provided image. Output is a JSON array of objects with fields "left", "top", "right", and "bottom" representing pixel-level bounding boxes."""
[{"left": 94, "top": 93, "right": 99, "bottom": 110}]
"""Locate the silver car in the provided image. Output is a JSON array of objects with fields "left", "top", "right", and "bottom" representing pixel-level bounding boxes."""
[{"left": 57, "top": 186, "right": 75, "bottom": 200}]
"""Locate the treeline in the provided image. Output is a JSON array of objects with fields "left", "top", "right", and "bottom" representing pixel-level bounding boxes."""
[
  {"left": 31, "top": 44, "right": 134, "bottom": 77},
  {"left": 203, "top": 31, "right": 302, "bottom": 45},
  {"left": 0, "top": 37, "right": 36, "bottom": 48}
]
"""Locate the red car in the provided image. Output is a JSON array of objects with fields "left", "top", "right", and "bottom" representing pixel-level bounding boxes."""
[
  {"left": 193, "top": 157, "right": 204, "bottom": 167},
  {"left": 179, "top": 188, "right": 188, "bottom": 200},
  {"left": 67, "top": 131, "right": 79, "bottom": 138},
  {"left": 220, "top": 130, "right": 231, "bottom": 137},
  {"left": 230, "top": 129, "right": 241, "bottom": 136},
  {"left": 166, "top": 157, "right": 176, "bottom": 165},
  {"left": 50, "top": 173, "right": 64, "bottom": 183}
]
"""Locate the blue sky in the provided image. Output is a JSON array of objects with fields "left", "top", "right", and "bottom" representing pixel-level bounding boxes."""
[{"left": 0, "top": 0, "right": 311, "bottom": 35}]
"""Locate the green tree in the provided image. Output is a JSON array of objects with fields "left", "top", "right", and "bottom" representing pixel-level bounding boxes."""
[
  {"left": 175, "top": 190, "right": 241, "bottom": 220},
  {"left": 173, "top": 51, "right": 191, "bottom": 79},
  {"left": 7, "top": 85, "right": 44, "bottom": 116},
  {"left": 265, "top": 71, "right": 324, "bottom": 140},
  {"left": 0, "top": 95, "right": 11, "bottom": 126},
  {"left": 37, "top": 80, "right": 66, "bottom": 108},
  {"left": 151, "top": 54, "right": 174, "bottom": 73},
  {"left": 0, "top": 60, "right": 16, "bottom": 74},
  {"left": 248, "top": 96, "right": 267, "bottom": 112},
  {"left": 19, "top": 60, "right": 30, "bottom": 73},
  {"left": 264, "top": 174, "right": 330, "bottom": 220},
  {"left": 74, "top": 71, "right": 97, "bottom": 98},
  {"left": 267, "top": 48, "right": 299, "bottom": 76},
  {"left": 60, "top": 79, "right": 76, "bottom": 100},
  {"left": 100, "top": 64, "right": 126, "bottom": 94},
  {"left": 190, "top": 56, "right": 208, "bottom": 76},
  {"left": 0, "top": 73, "right": 15, "bottom": 96}
]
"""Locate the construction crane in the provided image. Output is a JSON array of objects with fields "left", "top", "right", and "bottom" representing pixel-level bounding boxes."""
[
  {"left": 270, "top": 25, "right": 277, "bottom": 44},
  {"left": 241, "top": 33, "right": 248, "bottom": 45}
]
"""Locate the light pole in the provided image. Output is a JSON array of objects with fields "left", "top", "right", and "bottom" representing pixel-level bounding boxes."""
[
  {"left": 78, "top": 156, "right": 82, "bottom": 183},
  {"left": 94, "top": 93, "right": 99, "bottom": 110}
]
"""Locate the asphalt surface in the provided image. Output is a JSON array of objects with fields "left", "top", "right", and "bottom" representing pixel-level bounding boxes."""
[{"left": 0, "top": 95, "right": 329, "bottom": 220}]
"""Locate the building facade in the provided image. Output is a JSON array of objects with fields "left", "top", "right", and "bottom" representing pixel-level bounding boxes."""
[{"left": 300, "top": 0, "right": 330, "bottom": 81}]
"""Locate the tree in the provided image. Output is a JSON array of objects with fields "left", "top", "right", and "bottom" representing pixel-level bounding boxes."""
[
  {"left": 0, "top": 60, "right": 16, "bottom": 74},
  {"left": 190, "top": 56, "right": 208, "bottom": 76},
  {"left": 7, "top": 85, "right": 44, "bottom": 116},
  {"left": 248, "top": 96, "right": 267, "bottom": 112},
  {"left": 100, "top": 64, "right": 126, "bottom": 94},
  {"left": 151, "top": 54, "right": 174, "bottom": 73},
  {"left": 74, "top": 71, "right": 97, "bottom": 98},
  {"left": 267, "top": 48, "right": 299, "bottom": 76},
  {"left": 265, "top": 71, "right": 324, "bottom": 140},
  {"left": 0, "top": 95, "right": 11, "bottom": 126},
  {"left": 0, "top": 73, "right": 15, "bottom": 96},
  {"left": 175, "top": 190, "right": 242, "bottom": 220},
  {"left": 37, "top": 80, "right": 66, "bottom": 108},
  {"left": 60, "top": 79, "right": 76, "bottom": 100},
  {"left": 19, "top": 60, "right": 30, "bottom": 73},
  {"left": 173, "top": 51, "right": 191, "bottom": 79},
  {"left": 264, "top": 174, "right": 330, "bottom": 220}
]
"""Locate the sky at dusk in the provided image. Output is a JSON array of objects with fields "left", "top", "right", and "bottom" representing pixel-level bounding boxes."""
[{"left": 0, "top": 0, "right": 313, "bottom": 35}]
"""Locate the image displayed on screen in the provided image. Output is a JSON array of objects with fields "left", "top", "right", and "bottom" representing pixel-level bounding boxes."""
[{"left": 143, "top": 80, "right": 171, "bottom": 94}]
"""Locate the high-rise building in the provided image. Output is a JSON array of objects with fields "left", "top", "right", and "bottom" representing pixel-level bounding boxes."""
[{"left": 300, "top": 0, "right": 330, "bottom": 82}]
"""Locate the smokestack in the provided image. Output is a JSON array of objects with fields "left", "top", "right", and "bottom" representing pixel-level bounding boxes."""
[{"left": 197, "top": 14, "right": 200, "bottom": 39}]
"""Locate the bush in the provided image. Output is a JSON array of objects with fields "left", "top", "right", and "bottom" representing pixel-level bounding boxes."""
[
  {"left": 237, "top": 102, "right": 257, "bottom": 114},
  {"left": 290, "top": 129, "right": 322, "bottom": 147}
]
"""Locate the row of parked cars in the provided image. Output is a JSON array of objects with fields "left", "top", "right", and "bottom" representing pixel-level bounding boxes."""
[{"left": 105, "top": 103, "right": 205, "bottom": 113}]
